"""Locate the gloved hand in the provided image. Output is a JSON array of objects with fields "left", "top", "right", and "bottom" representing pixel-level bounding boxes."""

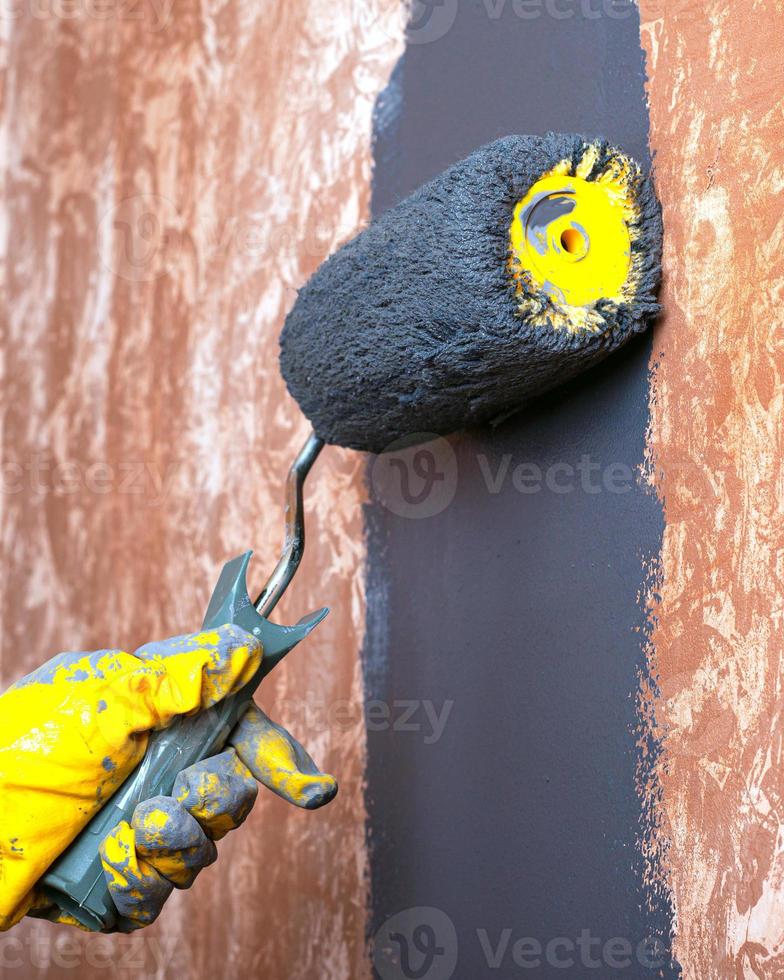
[{"left": 0, "top": 625, "right": 337, "bottom": 931}]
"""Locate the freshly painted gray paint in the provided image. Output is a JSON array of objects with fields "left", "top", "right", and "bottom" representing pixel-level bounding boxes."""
[{"left": 364, "top": 2, "right": 677, "bottom": 977}]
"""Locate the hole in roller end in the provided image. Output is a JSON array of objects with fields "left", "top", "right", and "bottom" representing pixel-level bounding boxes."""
[{"left": 560, "top": 227, "right": 586, "bottom": 255}]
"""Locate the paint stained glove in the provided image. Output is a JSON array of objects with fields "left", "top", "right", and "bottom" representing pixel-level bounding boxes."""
[
  {"left": 0, "top": 625, "right": 337, "bottom": 931},
  {"left": 99, "top": 703, "right": 336, "bottom": 930}
]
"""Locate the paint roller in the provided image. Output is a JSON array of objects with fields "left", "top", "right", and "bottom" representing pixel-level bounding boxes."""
[
  {"left": 40, "top": 133, "right": 662, "bottom": 930},
  {"left": 281, "top": 132, "right": 661, "bottom": 452}
]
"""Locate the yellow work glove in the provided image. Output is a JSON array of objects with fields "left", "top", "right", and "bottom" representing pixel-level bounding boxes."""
[{"left": 0, "top": 625, "right": 337, "bottom": 931}]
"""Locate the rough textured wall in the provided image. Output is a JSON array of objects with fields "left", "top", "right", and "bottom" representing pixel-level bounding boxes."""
[
  {"left": 640, "top": 1, "right": 784, "bottom": 976},
  {"left": 0, "top": 3, "right": 403, "bottom": 976}
]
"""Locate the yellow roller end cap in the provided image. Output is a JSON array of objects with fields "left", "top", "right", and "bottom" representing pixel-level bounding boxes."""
[{"left": 509, "top": 170, "right": 633, "bottom": 314}]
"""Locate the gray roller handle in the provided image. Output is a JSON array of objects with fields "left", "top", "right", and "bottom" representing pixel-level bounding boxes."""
[{"left": 38, "top": 551, "right": 327, "bottom": 931}]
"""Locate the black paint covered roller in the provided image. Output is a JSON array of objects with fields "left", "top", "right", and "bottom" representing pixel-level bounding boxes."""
[{"left": 280, "top": 133, "right": 662, "bottom": 453}]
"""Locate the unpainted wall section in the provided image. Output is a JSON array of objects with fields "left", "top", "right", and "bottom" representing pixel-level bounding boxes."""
[
  {"left": 640, "top": 1, "right": 784, "bottom": 976},
  {"left": 0, "top": 4, "right": 404, "bottom": 976}
]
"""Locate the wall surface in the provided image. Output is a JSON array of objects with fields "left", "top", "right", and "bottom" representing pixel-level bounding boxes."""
[
  {"left": 0, "top": 3, "right": 403, "bottom": 976},
  {"left": 364, "top": 3, "right": 674, "bottom": 978},
  {"left": 640, "top": 1, "right": 784, "bottom": 976},
  {"left": 2, "top": 2, "right": 783, "bottom": 979}
]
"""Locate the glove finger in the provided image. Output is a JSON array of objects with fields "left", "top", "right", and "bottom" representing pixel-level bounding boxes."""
[
  {"left": 100, "top": 820, "right": 173, "bottom": 930},
  {"left": 127, "top": 624, "right": 263, "bottom": 732},
  {"left": 173, "top": 748, "right": 258, "bottom": 841},
  {"left": 131, "top": 795, "right": 217, "bottom": 888},
  {"left": 229, "top": 703, "right": 338, "bottom": 810}
]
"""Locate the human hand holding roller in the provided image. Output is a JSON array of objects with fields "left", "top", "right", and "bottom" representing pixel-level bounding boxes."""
[{"left": 0, "top": 624, "right": 337, "bottom": 932}]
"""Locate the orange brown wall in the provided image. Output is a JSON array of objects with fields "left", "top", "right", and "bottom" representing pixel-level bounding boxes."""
[
  {"left": 0, "top": 3, "right": 404, "bottom": 976},
  {"left": 640, "top": 1, "right": 784, "bottom": 976}
]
